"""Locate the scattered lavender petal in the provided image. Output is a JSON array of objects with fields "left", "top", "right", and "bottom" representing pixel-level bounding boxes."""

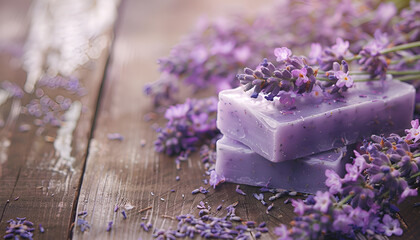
[
  {"left": 39, "top": 224, "right": 45, "bottom": 233},
  {"left": 266, "top": 203, "right": 274, "bottom": 213},
  {"left": 121, "top": 210, "right": 127, "bottom": 219},
  {"left": 176, "top": 176, "right": 180, "bottom": 181},
  {"left": 258, "top": 222, "right": 266, "bottom": 228},
  {"left": 140, "top": 222, "right": 149, "bottom": 232},
  {"left": 235, "top": 185, "right": 246, "bottom": 196},
  {"left": 107, "top": 133, "right": 124, "bottom": 141},
  {"left": 114, "top": 205, "right": 119, "bottom": 212},
  {"left": 106, "top": 221, "right": 113, "bottom": 232}
]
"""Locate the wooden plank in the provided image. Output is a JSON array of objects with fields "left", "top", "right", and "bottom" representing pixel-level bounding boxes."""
[
  {"left": 72, "top": 0, "right": 292, "bottom": 239},
  {"left": 0, "top": 0, "right": 119, "bottom": 238},
  {"left": 74, "top": 1, "right": 420, "bottom": 240}
]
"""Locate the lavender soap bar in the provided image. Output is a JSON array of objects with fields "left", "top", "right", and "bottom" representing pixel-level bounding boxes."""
[
  {"left": 217, "top": 80, "right": 415, "bottom": 162},
  {"left": 216, "top": 137, "right": 351, "bottom": 193}
]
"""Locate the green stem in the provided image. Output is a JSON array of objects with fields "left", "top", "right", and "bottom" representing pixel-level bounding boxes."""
[
  {"left": 345, "top": 41, "right": 420, "bottom": 62},
  {"left": 388, "top": 70, "right": 420, "bottom": 75},
  {"left": 319, "top": 70, "right": 420, "bottom": 76},
  {"left": 381, "top": 41, "right": 420, "bottom": 55},
  {"left": 318, "top": 74, "right": 420, "bottom": 82},
  {"left": 345, "top": 55, "right": 361, "bottom": 62},
  {"left": 413, "top": 153, "right": 420, "bottom": 158},
  {"left": 337, "top": 193, "right": 354, "bottom": 207},
  {"left": 390, "top": 55, "right": 420, "bottom": 65},
  {"left": 395, "top": 74, "right": 420, "bottom": 81},
  {"left": 411, "top": 171, "right": 420, "bottom": 179}
]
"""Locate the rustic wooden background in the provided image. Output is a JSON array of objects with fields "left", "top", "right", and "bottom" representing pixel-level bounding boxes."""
[{"left": 0, "top": 0, "right": 419, "bottom": 239}]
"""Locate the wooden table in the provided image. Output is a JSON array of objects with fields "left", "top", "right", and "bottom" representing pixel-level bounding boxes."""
[{"left": 0, "top": 0, "right": 419, "bottom": 239}]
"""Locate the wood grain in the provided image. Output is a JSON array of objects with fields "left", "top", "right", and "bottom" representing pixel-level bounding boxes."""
[
  {"left": 72, "top": 0, "right": 292, "bottom": 239},
  {"left": 73, "top": 0, "right": 420, "bottom": 239},
  {"left": 0, "top": 0, "right": 419, "bottom": 239},
  {"left": 0, "top": 0, "right": 118, "bottom": 239}
]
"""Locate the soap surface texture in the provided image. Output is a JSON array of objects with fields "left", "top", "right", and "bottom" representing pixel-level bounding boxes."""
[
  {"left": 215, "top": 136, "right": 351, "bottom": 193},
  {"left": 217, "top": 80, "right": 415, "bottom": 162}
]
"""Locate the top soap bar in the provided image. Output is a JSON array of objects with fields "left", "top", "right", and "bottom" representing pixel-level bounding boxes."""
[{"left": 217, "top": 79, "right": 415, "bottom": 162}]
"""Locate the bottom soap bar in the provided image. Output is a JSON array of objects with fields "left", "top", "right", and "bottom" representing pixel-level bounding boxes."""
[{"left": 215, "top": 136, "right": 352, "bottom": 193}]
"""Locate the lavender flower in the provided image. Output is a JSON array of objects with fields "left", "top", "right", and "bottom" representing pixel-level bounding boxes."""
[
  {"left": 358, "top": 31, "right": 389, "bottom": 80},
  {"left": 274, "top": 47, "right": 292, "bottom": 62},
  {"left": 237, "top": 48, "right": 319, "bottom": 102},
  {"left": 316, "top": 38, "right": 352, "bottom": 71},
  {"left": 4, "top": 218, "right": 35, "bottom": 239},
  {"left": 405, "top": 119, "right": 420, "bottom": 142},
  {"left": 380, "top": 214, "right": 403, "bottom": 236},
  {"left": 276, "top": 120, "right": 420, "bottom": 239},
  {"left": 77, "top": 218, "right": 91, "bottom": 232},
  {"left": 235, "top": 185, "right": 246, "bottom": 196},
  {"left": 323, "top": 60, "right": 353, "bottom": 94},
  {"left": 154, "top": 97, "right": 219, "bottom": 157}
]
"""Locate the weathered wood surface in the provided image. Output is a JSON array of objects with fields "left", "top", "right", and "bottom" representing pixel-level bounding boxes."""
[
  {"left": 0, "top": 0, "right": 118, "bottom": 239},
  {"left": 0, "top": 0, "right": 419, "bottom": 239},
  {"left": 73, "top": 0, "right": 289, "bottom": 239}
]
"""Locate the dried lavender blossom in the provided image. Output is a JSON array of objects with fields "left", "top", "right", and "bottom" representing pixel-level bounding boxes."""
[
  {"left": 154, "top": 97, "right": 219, "bottom": 157},
  {"left": 237, "top": 48, "right": 354, "bottom": 105},
  {"left": 146, "top": 0, "right": 398, "bottom": 106},
  {"left": 276, "top": 121, "right": 420, "bottom": 239},
  {"left": 235, "top": 185, "right": 246, "bottom": 196},
  {"left": 107, "top": 133, "right": 124, "bottom": 141}
]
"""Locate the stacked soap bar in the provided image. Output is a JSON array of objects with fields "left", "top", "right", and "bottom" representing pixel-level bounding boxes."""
[
  {"left": 215, "top": 79, "right": 415, "bottom": 192},
  {"left": 217, "top": 80, "right": 415, "bottom": 162},
  {"left": 216, "top": 137, "right": 352, "bottom": 193}
]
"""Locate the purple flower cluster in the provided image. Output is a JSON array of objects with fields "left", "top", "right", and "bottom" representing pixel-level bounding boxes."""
[
  {"left": 37, "top": 75, "right": 86, "bottom": 96},
  {"left": 237, "top": 48, "right": 317, "bottom": 101},
  {"left": 147, "top": 201, "right": 268, "bottom": 239},
  {"left": 311, "top": 38, "right": 352, "bottom": 71},
  {"left": 323, "top": 60, "right": 353, "bottom": 94},
  {"left": 145, "top": 0, "right": 398, "bottom": 106},
  {"left": 26, "top": 94, "right": 72, "bottom": 127},
  {"left": 76, "top": 211, "right": 90, "bottom": 232},
  {"left": 237, "top": 48, "right": 354, "bottom": 104},
  {"left": 397, "top": 1, "right": 420, "bottom": 52},
  {"left": 4, "top": 218, "right": 36, "bottom": 239},
  {"left": 276, "top": 121, "right": 420, "bottom": 239},
  {"left": 18, "top": 75, "right": 85, "bottom": 128},
  {"left": 358, "top": 31, "right": 390, "bottom": 80},
  {"left": 154, "top": 97, "right": 219, "bottom": 157}
]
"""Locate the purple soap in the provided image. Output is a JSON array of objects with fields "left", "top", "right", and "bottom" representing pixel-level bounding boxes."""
[
  {"left": 217, "top": 79, "right": 415, "bottom": 162},
  {"left": 216, "top": 136, "right": 352, "bottom": 193}
]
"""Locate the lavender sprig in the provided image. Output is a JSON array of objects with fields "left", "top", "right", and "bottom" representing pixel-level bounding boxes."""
[
  {"left": 238, "top": 47, "right": 354, "bottom": 104},
  {"left": 276, "top": 121, "right": 420, "bottom": 239},
  {"left": 237, "top": 49, "right": 317, "bottom": 100},
  {"left": 146, "top": 0, "right": 398, "bottom": 106},
  {"left": 154, "top": 97, "right": 219, "bottom": 157}
]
